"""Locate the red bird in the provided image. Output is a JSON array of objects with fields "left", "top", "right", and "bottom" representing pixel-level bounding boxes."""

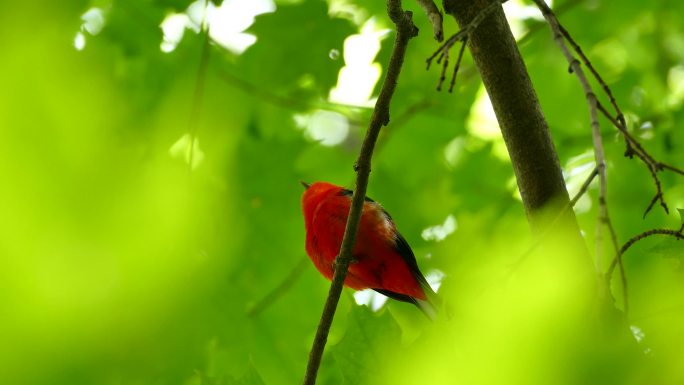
[{"left": 301, "top": 181, "right": 438, "bottom": 319}]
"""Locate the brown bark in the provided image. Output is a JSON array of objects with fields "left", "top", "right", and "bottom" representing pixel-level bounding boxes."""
[
  {"left": 444, "top": 0, "right": 571, "bottom": 230},
  {"left": 443, "top": 0, "right": 596, "bottom": 302}
]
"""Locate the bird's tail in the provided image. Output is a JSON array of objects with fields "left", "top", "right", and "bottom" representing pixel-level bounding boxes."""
[
  {"left": 414, "top": 281, "right": 442, "bottom": 321},
  {"left": 415, "top": 297, "right": 438, "bottom": 321}
]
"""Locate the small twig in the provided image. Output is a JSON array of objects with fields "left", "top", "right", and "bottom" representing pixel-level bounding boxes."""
[
  {"left": 436, "top": 49, "right": 449, "bottom": 91},
  {"left": 660, "top": 163, "right": 684, "bottom": 177},
  {"left": 301, "top": 2, "right": 418, "bottom": 384},
  {"left": 508, "top": 167, "right": 599, "bottom": 271},
  {"left": 415, "top": 0, "right": 443, "bottom": 41},
  {"left": 596, "top": 101, "right": 676, "bottom": 217},
  {"left": 533, "top": 0, "right": 621, "bottom": 301},
  {"left": 558, "top": 24, "right": 625, "bottom": 128},
  {"left": 426, "top": 30, "right": 467, "bottom": 69},
  {"left": 644, "top": 192, "right": 667, "bottom": 218},
  {"left": 606, "top": 227, "right": 684, "bottom": 314},
  {"left": 570, "top": 167, "right": 600, "bottom": 207},
  {"left": 606, "top": 228, "right": 684, "bottom": 283},
  {"left": 425, "top": 0, "right": 586, "bottom": 94},
  {"left": 615, "top": 236, "right": 629, "bottom": 314},
  {"left": 426, "top": 0, "right": 503, "bottom": 90},
  {"left": 516, "top": 0, "right": 584, "bottom": 46},
  {"left": 449, "top": 37, "right": 468, "bottom": 92},
  {"left": 247, "top": 258, "right": 309, "bottom": 317},
  {"left": 595, "top": 103, "right": 647, "bottom": 161},
  {"left": 595, "top": 101, "right": 643, "bottom": 164},
  {"left": 542, "top": 4, "right": 684, "bottom": 217}
]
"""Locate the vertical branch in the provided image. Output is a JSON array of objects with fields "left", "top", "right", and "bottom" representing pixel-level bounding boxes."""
[
  {"left": 443, "top": 0, "right": 576, "bottom": 228},
  {"left": 449, "top": 37, "right": 468, "bottom": 92},
  {"left": 443, "top": 0, "right": 595, "bottom": 310},
  {"left": 301, "top": 2, "right": 418, "bottom": 384},
  {"left": 607, "top": 229, "right": 684, "bottom": 279},
  {"left": 532, "top": 0, "right": 622, "bottom": 303},
  {"left": 427, "top": 0, "right": 502, "bottom": 91},
  {"left": 416, "top": 0, "right": 444, "bottom": 41},
  {"left": 535, "top": 1, "right": 684, "bottom": 313},
  {"left": 548, "top": 8, "right": 684, "bottom": 218}
]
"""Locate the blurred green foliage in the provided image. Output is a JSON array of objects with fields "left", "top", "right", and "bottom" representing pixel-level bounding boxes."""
[{"left": 1, "top": 0, "right": 684, "bottom": 384}]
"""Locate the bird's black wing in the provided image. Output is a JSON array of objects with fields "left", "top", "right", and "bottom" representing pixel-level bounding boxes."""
[
  {"left": 391, "top": 231, "right": 433, "bottom": 292},
  {"left": 373, "top": 288, "right": 418, "bottom": 305}
]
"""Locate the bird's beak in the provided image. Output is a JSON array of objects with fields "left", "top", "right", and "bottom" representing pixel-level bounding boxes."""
[{"left": 300, "top": 181, "right": 311, "bottom": 190}]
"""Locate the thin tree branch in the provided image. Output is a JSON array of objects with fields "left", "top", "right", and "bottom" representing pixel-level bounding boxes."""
[
  {"left": 661, "top": 163, "right": 684, "bottom": 177},
  {"left": 596, "top": 102, "right": 672, "bottom": 218},
  {"left": 436, "top": 47, "right": 450, "bottom": 91},
  {"left": 516, "top": 0, "right": 584, "bottom": 46},
  {"left": 557, "top": 24, "right": 625, "bottom": 129},
  {"left": 607, "top": 227, "right": 684, "bottom": 315},
  {"left": 606, "top": 228, "right": 684, "bottom": 288},
  {"left": 422, "top": 0, "right": 587, "bottom": 95},
  {"left": 449, "top": 36, "right": 468, "bottom": 93},
  {"left": 416, "top": 0, "right": 444, "bottom": 41},
  {"left": 426, "top": 29, "right": 465, "bottom": 69},
  {"left": 533, "top": 0, "right": 621, "bottom": 301},
  {"left": 436, "top": 0, "right": 584, "bottom": 91},
  {"left": 535, "top": 2, "right": 684, "bottom": 313},
  {"left": 301, "top": 2, "right": 418, "bottom": 384},
  {"left": 569, "top": 167, "right": 599, "bottom": 207},
  {"left": 595, "top": 102, "right": 653, "bottom": 162},
  {"left": 537, "top": 3, "right": 684, "bottom": 218},
  {"left": 509, "top": 166, "right": 598, "bottom": 271},
  {"left": 427, "top": 0, "right": 504, "bottom": 91}
]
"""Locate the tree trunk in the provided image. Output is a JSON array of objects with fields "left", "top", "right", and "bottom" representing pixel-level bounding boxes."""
[
  {"left": 443, "top": 0, "right": 597, "bottom": 290},
  {"left": 444, "top": 0, "right": 572, "bottom": 230},
  {"left": 443, "top": 0, "right": 642, "bottom": 359}
]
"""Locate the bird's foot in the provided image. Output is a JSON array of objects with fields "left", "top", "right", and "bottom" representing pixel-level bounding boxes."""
[{"left": 333, "top": 256, "right": 358, "bottom": 270}]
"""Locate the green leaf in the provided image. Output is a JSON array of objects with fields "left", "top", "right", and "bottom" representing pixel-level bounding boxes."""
[
  {"left": 152, "top": 0, "right": 197, "bottom": 12},
  {"left": 330, "top": 306, "right": 402, "bottom": 385},
  {"left": 647, "top": 238, "right": 684, "bottom": 258},
  {"left": 225, "top": 363, "right": 267, "bottom": 385},
  {"left": 241, "top": 1, "right": 355, "bottom": 96}
]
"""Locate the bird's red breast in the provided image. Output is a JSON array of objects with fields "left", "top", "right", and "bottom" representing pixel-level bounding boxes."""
[{"left": 301, "top": 182, "right": 431, "bottom": 302}]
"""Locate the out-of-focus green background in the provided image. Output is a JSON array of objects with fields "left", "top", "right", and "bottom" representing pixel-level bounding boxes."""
[{"left": 1, "top": 0, "right": 683, "bottom": 384}]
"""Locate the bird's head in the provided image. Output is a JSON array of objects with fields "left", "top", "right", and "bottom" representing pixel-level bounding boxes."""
[{"left": 300, "top": 181, "right": 342, "bottom": 226}]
